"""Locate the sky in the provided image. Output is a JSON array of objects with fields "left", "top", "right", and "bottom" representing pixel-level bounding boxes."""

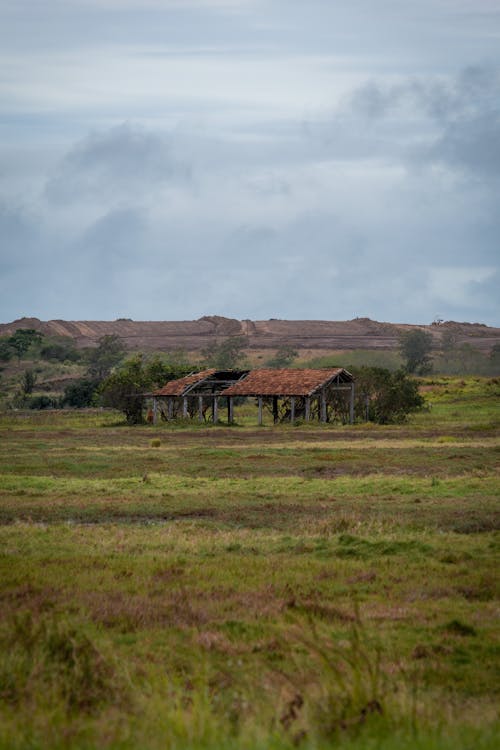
[{"left": 0, "top": 0, "right": 499, "bottom": 325}]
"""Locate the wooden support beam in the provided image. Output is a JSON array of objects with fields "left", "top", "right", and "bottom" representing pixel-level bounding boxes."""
[
  {"left": 305, "top": 397, "right": 311, "bottom": 422},
  {"left": 272, "top": 396, "right": 278, "bottom": 424},
  {"left": 321, "top": 390, "right": 327, "bottom": 423},
  {"left": 349, "top": 382, "right": 355, "bottom": 424},
  {"left": 258, "top": 396, "right": 263, "bottom": 426},
  {"left": 290, "top": 396, "right": 295, "bottom": 423},
  {"left": 213, "top": 396, "right": 218, "bottom": 423},
  {"left": 153, "top": 397, "right": 158, "bottom": 425},
  {"left": 198, "top": 396, "right": 204, "bottom": 422},
  {"left": 168, "top": 398, "right": 174, "bottom": 420},
  {"left": 228, "top": 397, "right": 234, "bottom": 424},
  {"left": 183, "top": 396, "right": 188, "bottom": 418}
]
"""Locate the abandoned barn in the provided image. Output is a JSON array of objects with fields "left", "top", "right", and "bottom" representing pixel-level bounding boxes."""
[{"left": 149, "top": 368, "right": 355, "bottom": 424}]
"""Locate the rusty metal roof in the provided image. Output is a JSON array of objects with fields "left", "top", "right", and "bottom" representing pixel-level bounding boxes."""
[
  {"left": 222, "top": 368, "right": 351, "bottom": 397},
  {"left": 153, "top": 369, "right": 216, "bottom": 396}
]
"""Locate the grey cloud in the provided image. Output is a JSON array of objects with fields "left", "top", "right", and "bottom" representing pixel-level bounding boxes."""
[
  {"left": 45, "top": 124, "right": 190, "bottom": 205},
  {"left": 336, "top": 65, "right": 500, "bottom": 178},
  {"left": 78, "top": 208, "right": 147, "bottom": 267},
  {"left": 430, "top": 112, "right": 500, "bottom": 177},
  {"left": 348, "top": 66, "right": 500, "bottom": 122}
]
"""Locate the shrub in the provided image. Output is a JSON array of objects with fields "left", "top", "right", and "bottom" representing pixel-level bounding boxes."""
[
  {"left": 63, "top": 378, "right": 100, "bottom": 408},
  {"left": 352, "top": 367, "right": 424, "bottom": 424},
  {"left": 40, "top": 340, "right": 81, "bottom": 362},
  {"left": 399, "top": 329, "right": 433, "bottom": 374},
  {"left": 27, "top": 395, "right": 60, "bottom": 410}
]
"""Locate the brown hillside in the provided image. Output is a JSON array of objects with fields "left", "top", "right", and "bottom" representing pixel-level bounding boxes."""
[{"left": 0, "top": 315, "right": 499, "bottom": 353}]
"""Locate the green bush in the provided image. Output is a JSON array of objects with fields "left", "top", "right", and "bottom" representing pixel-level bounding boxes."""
[
  {"left": 26, "top": 395, "right": 60, "bottom": 410},
  {"left": 63, "top": 378, "right": 100, "bottom": 408},
  {"left": 352, "top": 366, "right": 424, "bottom": 424}
]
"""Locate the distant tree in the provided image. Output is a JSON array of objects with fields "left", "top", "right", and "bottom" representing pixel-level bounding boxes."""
[
  {"left": 265, "top": 346, "right": 298, "bottom": 368},
  {"left": 27, "top": 395, "right": 60, "bottom": 410},
  {"left": 144, "top": 355, "right": 193, "bottom": 387},
  {"left": 440, "top": 329, "right": 458, "bottom": 354},
  {"left": 352, "top": 366, "right": 425, "bottom": 424},
  {"left": 99, "top": 356, "right": 147, "bottom": 424},
  {"left": 201, "top": 336, "right": 248, "bottom": 370},
  {"left": 7, "top": 329, "right": 43, "bottom": 362},
  {"left": 399, "top": 329, "right": 433, "bottom": 374},
  {"left": 21, "top": 369, "right": 37, "bottom": 395},
  {"left": 0, "top": 338, "right": 14, "bottom": 362},
  {"left": 98, "top": 355, "right": 193, "bottom": 424},
  {"left": 437, "top": 329, "right": 459, "bottom": 370},
  {"left": 63, "top": 378, "right": 101, "bottom": 408},
  {"left": 40, "top": 338, "right": 81, "bottom": 363},
  {"left": 86, "top": 335, "right": 126, "bottom": 380}
]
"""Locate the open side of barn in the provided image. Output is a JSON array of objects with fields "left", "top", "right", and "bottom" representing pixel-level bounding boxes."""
[
  {"left": 222, "top": 368, "right": 354, "bottom": 424},
  {"left": 148, "top": 369, "right": 249, "bottom": 423},
  {"left": 148, "top": 368, "right": 355, "bottom": 424}
]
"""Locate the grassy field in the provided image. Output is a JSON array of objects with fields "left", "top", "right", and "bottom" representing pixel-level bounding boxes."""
[{"left": 0, "top": 377, "right": 498, "bottom": 749}]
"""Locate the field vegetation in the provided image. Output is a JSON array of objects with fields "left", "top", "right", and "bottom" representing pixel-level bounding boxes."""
[{"left": 0, "top": 376, "right": 498, "bottom": 749}]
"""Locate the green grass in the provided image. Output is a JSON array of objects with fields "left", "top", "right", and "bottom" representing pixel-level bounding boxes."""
[{"left": 0, "top": 377, "right": 498, "bottom": 748}]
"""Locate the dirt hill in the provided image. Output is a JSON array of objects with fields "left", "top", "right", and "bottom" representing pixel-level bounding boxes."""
[{"left": 1, "top": 316, "right": 499, "bottom": 354}]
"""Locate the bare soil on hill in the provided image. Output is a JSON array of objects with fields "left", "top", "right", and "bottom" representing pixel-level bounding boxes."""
[{"left": 1, "top": 315, "right": 499, "bottom": 353}]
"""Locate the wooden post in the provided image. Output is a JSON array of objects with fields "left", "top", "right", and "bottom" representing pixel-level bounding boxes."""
[
  {"left": 305, "top": 397, "right": 311, "bottom": 422},
  {"left": 228, "top": 397, "right": 234, "bottom": 424},
  {"left": 290, "top": 396, "right": 295, "bottom": 423},
  {"left": 213, "top": 396, "right": 218, "bottom": 423},
  {"left": 258, "top": 396, "right": 263, "bottom": 426},
  {"left": 168, "top": 398, "right": 174, "bottom": 420},
  {"left": 350, "top": 382, "right": 355, "bottom": 424},
  {"left": 321, "top": 390, "right": 327, "bottom": 423},
  {"left": 272, "top": 396, "right": 278, "bottom": 424},
  {"left": 198, "top": 396, "right": 204, "bottom": 422},
  {"left": 153, "top": 398, "right": 158, "bottom": 425},
  {"left": 183, "top": 396, "right": 188, "bottom": 418}
]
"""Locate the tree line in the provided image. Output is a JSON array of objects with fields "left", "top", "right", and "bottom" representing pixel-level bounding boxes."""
[{"left": 1, "top": 325, "right": 498, "bottom": 425}]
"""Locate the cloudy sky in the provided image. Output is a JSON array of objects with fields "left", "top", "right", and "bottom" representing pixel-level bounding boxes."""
[{"left": 0, "top": 0, "right": 499, "bottom": 325}]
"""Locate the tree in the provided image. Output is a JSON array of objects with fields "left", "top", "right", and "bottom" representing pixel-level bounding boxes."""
[
  {"left": 99, "top": 356, "right": 147, "bottom": 423},
  {"left": 351, "top": 366, "right": 424, "bottom": 424},
  {"left": 0, "top": 338, "right": 14, "bottom": 362},
  {"left": 27, "top": 395, "right": 60, "bottom": 410},
  {"left": 21, "top": 369, "right": 37, "bottom": 395},
  {"left": 63, "top": 378, "right": 101, "bottom": 408},
  {"left": 440, "top": 329, "right": 458, "bottom": 356},
  {"left": 399, "top": 329, "right": 433, "bottom": 374},
  {"left": 98, "top": 355, "right": 193, "bottom": 424},
  {"left": 86, "top": 335, "right": 125, "bottom": 380},
  {"left": 40, "top": 337, "right": 81, "bottom": 363},
  {"left": 265, "top": 346, "right": 298, "bottom": 368},
  {"left": 201, "top": 336, "right": 248, "bottom": 370},
  {"left": 7, "top": 329, "right": 43, "bottom": 362},
  {"left": 144, "top": 355, "right": 194, "bottom": 387}
]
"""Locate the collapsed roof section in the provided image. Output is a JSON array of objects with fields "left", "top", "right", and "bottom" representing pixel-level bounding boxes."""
[
  {"left": 221, "top": 368, "right": 353, "bottom": 398},
  {"left": 152, "top": 369, "right": 249, "bottom": 397}
]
